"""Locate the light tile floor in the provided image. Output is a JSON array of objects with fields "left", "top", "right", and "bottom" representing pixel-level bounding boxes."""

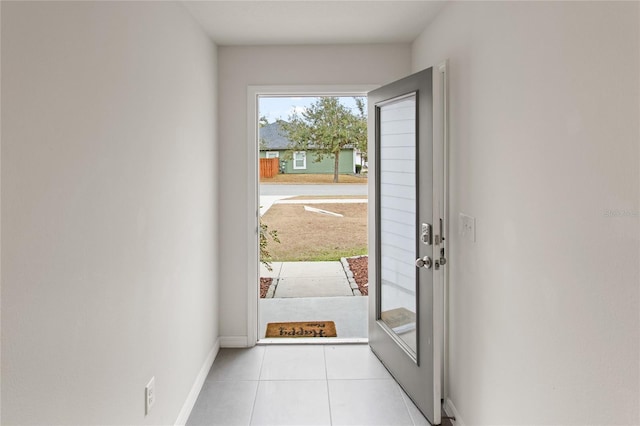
[{"left": 187, "top": 344, "right": 439, "bottom": 426}]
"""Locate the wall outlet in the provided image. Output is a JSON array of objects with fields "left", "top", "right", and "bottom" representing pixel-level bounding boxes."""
[
  {"left": 459, "top": 213, "right": 476, "bottom": 242},
  {"left": 145, "top": 377, "right": 155, "bottom": 415}
]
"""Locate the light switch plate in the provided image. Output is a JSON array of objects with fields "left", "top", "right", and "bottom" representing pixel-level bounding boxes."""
[{"left": 459, "top": 213, "right": 476, "bottom": 242}]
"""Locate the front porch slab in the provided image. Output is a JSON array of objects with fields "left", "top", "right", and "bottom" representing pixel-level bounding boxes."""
[{"left": 259, "top": 296, "right": 368, "bottom": 339}]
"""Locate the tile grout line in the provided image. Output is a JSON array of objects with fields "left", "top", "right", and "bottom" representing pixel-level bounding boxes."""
[
  {"left": 216, "top": 377, "right": 396, "bottom": 382},
  {"left": 323, "top": 346, "right": 334, "bottom": 426},
  {"left": 396, "top": 381, "right": 419, "bottom": 426},
  {"left": 248, "top": 347, "right": 268, "bottom": 426}
]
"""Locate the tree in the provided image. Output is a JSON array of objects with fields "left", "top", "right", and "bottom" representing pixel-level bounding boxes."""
[
  {"left": 280, "top": 97, "right": 367, "bottom": 183},
  {"left": 258, "top": 115, "right": 269, "bottom": 150},
  {"left": 352, "top": 98, "right": 367, "bottom": 169}
]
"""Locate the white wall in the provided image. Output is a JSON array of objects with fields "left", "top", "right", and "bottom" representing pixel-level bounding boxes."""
[
  {"left": 412, "top": 2, "right": 639, "bottom": 425},
  {"left": 0, "top": 2, "right": 3, "bottom": 421},
  {"left": 217, "top": 44, "right": 411, "bottom": 343},
  {"left": 1, "top": 2, "right": 218, "bottom": 424}
]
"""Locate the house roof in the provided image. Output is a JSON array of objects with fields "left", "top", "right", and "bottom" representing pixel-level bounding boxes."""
[
  {"left": 259, "top": 122, "right": 291, "bottom": 150},
  {"left": 259, "top": 121, "right": 356, "bottom": 151}
]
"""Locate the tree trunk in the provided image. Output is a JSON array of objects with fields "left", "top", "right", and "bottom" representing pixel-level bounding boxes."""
[{"left": 333, "top": 152, "right": 340, "bottom": 183}]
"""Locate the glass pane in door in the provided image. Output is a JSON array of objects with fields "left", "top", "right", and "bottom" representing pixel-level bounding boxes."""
[{"left": 378, "top": 95, "right": 417, "bottom": 356}]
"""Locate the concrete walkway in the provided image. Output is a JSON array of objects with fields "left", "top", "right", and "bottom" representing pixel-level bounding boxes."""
[
  {"left": 261, "top": 261, "right": 355, "bottom": 298},
  {"left": 259, "top": 195, "right": 289, "bottom": 216}
]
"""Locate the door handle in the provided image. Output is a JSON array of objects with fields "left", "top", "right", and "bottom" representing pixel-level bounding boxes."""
[{"left": 415, "top": 256, "right": 432, "bottom": 269}]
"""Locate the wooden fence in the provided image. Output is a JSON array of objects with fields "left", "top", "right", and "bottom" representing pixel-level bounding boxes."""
[{"left": 260, "top": 158, "right": 279, "bottom": 178}]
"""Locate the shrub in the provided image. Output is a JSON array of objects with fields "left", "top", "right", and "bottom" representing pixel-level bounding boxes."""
[{"left": 259, "top": 219, "right": 280, "bottom": 271}]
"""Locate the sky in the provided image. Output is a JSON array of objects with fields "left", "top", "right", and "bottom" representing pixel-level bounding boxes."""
[{"left": 258, "top": 96, "right": 366, "bottom": 123}]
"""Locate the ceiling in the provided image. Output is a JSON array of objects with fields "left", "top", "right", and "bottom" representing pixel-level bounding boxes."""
[{"left": 182, "top": 1, "right": 447, "bottom": 46}]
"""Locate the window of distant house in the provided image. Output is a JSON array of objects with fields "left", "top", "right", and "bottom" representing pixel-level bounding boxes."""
[
  {"left": 293, "top": 151, "right": 306, "bottom": 170},
  {"left": 266, "top": 151, "right": 279, "bottom": 158}
]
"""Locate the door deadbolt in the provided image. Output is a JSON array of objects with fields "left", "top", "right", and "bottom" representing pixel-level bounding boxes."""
[{"left": 415, "top": 256, "right": 432, "bottom": 269}]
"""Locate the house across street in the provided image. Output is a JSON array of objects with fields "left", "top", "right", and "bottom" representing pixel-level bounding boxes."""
[{"left": 259, "top": 121, "right": 364, "bottom": 175}]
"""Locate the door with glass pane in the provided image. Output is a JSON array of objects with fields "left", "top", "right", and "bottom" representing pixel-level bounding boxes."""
[{"left": 368, "top": 67, "right": 446, "bottom": 425}]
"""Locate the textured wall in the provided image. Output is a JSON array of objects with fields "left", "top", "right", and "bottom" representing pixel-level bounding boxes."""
[
  {"left": 412, "top": 2, "right": 640, "bottom": 424},
  {"left": 1, "top": 2, "right": 218, "bottom": 424}
]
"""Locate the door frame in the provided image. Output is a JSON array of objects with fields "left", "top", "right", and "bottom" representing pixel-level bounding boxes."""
[
  {"left": 434, "top": 61, "right": 450, "bottom": 406},
  {"left": 246, "top": 85, "right": 378, "bottom": 346}
]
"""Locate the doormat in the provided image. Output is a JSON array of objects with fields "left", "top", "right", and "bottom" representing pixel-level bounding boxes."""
[
  {"left": 265, "top": 321, "right": 337, "bottom": 338},
  {"left": 381, "top": 307, "right": 416, "bottom": 334}
]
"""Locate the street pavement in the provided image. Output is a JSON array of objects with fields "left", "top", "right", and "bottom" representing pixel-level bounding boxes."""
[{"left": 259, "top": 183, "right": 368, "bottom": 196}]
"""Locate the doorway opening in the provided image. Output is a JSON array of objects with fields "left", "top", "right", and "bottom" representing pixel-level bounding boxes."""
[{"left": 250, "top": 88, "right": 374, "bottom": 343}]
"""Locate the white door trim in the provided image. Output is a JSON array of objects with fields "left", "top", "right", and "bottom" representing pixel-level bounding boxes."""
[
  {"left": 434, "top": 60, "right": 450, "bottom": 407},
  {"left": 246, "top": 85, "right": 378, "bottom": 346}
]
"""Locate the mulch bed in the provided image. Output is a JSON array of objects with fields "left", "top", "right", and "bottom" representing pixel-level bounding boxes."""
[
  {"left": 347, "top": 256, "right": 368, "bottom": 295},
  {"left": 260, "top": 277, "right": 273, "bottom": 298}
]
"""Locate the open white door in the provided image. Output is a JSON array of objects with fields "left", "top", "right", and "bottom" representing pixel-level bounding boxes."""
[{"left": 368, "top": 65, "right": 448, "bottom": 425}]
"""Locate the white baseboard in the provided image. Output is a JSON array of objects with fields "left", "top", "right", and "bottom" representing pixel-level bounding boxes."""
[
  {"left": 174, "top": 338, "right": 220, "bottom": 426},
  {"left": 445, "top": 398, "right": 466, "bottom": 426},
  {"left": 220, "top": 335, "right": 249, "bottom": 348}
]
